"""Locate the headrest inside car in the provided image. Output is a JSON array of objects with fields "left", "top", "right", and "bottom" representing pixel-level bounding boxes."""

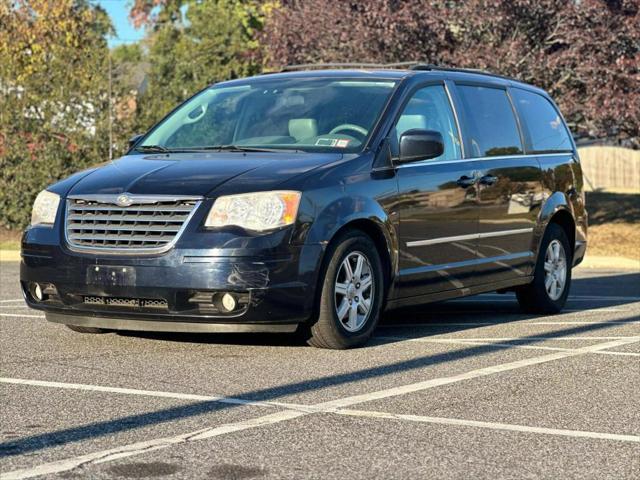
[{"left": 289, "top": 118, "right": 318, "bottom": 142}]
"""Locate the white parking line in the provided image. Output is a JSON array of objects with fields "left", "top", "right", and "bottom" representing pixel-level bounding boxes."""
[
  {"left": 379, "top": 320, "right": 640, "bottom": 328},
  {"left": 383, "top": 337, "right": 640, "bottom": 357},
  {"left": 0, "top": 313, "right": 44, "bottom": 319},
  {"left": 3, "top": 337, "right": 638, "bottom": 479},
  {"left": 337, "top": 409, "right": 640, "bottom": 442},
  {"left": 0, "top": 410, "right": 307, "bottom": 480},
  {"left": 401, "top": 336, "right": 638, "bottom": 341},
  {"left": 0, "top": 378, "right": 306, "bottom": 411},
  {"left": 0, "top": 299, "right": 25, "bottom": 303},
  {"left": 317, "top": 338, "right": 639, "bottom": 409},
  {"left": 477, "top": 294, "right": 640, "bottom": 301}
]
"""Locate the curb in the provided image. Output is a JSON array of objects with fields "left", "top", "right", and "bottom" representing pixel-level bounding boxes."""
[
  {"left": 0, "top": 250, "right": 21, "bottom": 262},
  {"left": 577, "top": 255, "right": 639, "bottom": 271}
]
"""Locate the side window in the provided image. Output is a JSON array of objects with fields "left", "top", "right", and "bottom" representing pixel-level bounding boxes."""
[
  {"left": 456, "top": 85, "right": 523, "bottom": 157},
  {"left": 511, "top": 88, "right": 573, "bottom": 153},
  {"left": 393, "top": 85, "right": 462, "bottom": 161}
]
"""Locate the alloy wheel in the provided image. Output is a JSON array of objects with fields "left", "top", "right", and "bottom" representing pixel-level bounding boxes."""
[
  {"left": 334, "top": 251, "right": 375, "bottom": 332},
  {"left": 544, "top": 239, "right": 567, "bottom": 301}
]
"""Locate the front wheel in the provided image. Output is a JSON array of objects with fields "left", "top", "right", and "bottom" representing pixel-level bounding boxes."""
[
  {"left": 306, "top": 230, "right": 384, "bottom": 349},
  {"left": 516, "top": 223, "right": 572, "bottom": 314}
]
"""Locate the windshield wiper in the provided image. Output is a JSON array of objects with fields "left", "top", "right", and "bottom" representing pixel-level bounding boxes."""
[
  {"left": 189, "top": 145, "right": 300, "bottom": 153},
  {"left": 135, "top": 144, "right": 171, "bottom": 153}
]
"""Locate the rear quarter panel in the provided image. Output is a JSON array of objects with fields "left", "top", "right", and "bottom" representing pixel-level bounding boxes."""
[{"left": 537, "top": 153, "right": 587, "bottom": 263}]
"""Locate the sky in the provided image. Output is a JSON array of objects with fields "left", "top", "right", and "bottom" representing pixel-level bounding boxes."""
[{"left": 95, "top": 0, "right": 145, "bottom": 47}]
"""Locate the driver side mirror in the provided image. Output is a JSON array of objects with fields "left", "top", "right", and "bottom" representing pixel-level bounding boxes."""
[
  {"left": 128, "top": 133, "right": 144, "bottom": 149},
  {"left": 397, "top": 129, "right": 444, "bottom": 164}
]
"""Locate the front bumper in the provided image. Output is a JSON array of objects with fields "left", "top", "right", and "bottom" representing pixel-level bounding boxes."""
[{"left": 21, "top": 240, "right": 324, "bottom": 332}]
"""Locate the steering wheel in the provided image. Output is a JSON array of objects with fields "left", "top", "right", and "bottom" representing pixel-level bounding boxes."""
[{"left": 329, "top": 124, "right": 368, "bottom": 140}]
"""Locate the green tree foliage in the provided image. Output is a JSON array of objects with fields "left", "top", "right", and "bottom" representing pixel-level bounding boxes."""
[
  {"left": 0, "top": 0, "right": 112, "bottom": 228},
  {"left": 134, "top": 0, "right": 270, "bottom": 131}
]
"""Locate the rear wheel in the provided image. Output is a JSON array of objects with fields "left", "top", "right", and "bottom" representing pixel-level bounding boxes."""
[
  {"left": 516, "top": 223, "right": 572, "bottom": 314},
  {"left": 306, "top": 230, "right": 384, "bottom": 349},
  {"left": 66, "top": 325, "right": 110, "bottom": 334}
]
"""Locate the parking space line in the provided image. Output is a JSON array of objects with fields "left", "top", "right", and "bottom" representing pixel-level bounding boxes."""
[
  {"left": 477, "top": 294, "right": 640, "bottom": 301},
  {"left": 0, "top": 313, "right": 44, "bottom": 319},
  {"left": 379, "top": 320, "right": 640, "bottom": 328},
  {"left": 3, "top": 337, "right": 638, "bottom": 479},
  {"left": 337, "top": 410, "right": 640, "bottom": 443},
  {"left": 0, "top": 378, "right": 306, "bottom": 411},
  {"left": 380, "top": 337, "right": 640, "bottom": 357},
  {"left": 0, "top": 299, "right": 25, "bottom": 303},
  {"left": 0, "top": 410, "right": 307, "bottom": 480},
  {"left": 397, "top": 336, "right": 638, "bottom": 341},
  {"left": 564, "top": 308, "right": 629, "bottom": 312},
  {"left": 317, "top": 338, "right": 639, "bottom": 409}
]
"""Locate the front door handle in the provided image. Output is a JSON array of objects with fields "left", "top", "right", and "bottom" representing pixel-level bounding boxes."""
[
  {"left": 479, "top": 174, "right": 498, "bottom": 186},
  {"left": 456, "top": 175, "right": 477, "bottom": 189}
]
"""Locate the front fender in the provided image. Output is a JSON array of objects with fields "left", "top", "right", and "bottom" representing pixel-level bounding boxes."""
[{"left": 296, "top": 189, "right": 399, "bottom": 299}]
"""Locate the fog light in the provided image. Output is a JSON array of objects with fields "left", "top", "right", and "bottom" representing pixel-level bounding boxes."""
[
  {"left": 221, "top": 293, "right": 237, "bottom": 312},
  {"left": 32, "top": 283, "right": 44, "bottom": 301}
]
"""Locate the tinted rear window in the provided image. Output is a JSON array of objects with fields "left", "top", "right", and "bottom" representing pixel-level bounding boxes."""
[
  {"left": 511, "top": 88, "right": 573, "bottom": 153},
  {"left": 456, "top": 85, "right": 523, "bottom": 157}
]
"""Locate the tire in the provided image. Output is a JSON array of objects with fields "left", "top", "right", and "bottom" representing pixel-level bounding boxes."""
[
  {"left": 66, "top": 324, "right": 110, "bottom": 334},
  {"left": 306, "top": 230, "right": 385, "bottom": 349},
  {"left": 516, "top": 223, "right": 572, "bottom": 314}
]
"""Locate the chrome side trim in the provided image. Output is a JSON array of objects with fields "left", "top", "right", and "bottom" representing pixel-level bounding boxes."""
[
  {"left": 407, "top": 228, "right": 534, "bottom": 248},
  {"left": 395, "top": 152, "right": 571, "bottom": 169}
]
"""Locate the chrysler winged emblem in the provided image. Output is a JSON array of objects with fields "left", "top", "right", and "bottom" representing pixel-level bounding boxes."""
[{"left": 116, "top": 194, "right": 133, "bottom": 207}]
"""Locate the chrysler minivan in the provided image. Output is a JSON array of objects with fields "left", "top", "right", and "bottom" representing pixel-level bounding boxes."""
[{"left": 21, "top": 64, "right": 587, "bottom": 349}]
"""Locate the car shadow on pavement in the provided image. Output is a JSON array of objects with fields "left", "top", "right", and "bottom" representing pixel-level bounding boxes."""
[
  {"left": 1, "top": 312, "right": 637, "bottom": 459},
  {"left": 117, "top": 271, "right": 640, "bottom": 347}
]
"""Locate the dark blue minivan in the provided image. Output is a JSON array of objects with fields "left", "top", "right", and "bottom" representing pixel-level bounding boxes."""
[{"left": 21, "top": 64, "right": 587, "bottom": 348}]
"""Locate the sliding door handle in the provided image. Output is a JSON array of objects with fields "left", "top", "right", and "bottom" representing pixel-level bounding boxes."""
[
  {"left": 456, "top": 175, "right": 477, "bottom": 188},
  {"left": 479, "top": 174, "right": 498, "bottom": 186}
]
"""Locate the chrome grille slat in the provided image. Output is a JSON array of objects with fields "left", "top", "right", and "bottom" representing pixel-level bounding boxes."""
[
  {"left": 69, "top": 234, "right": 176, "bottom": 242},
  {"left": 67, "top": 224, "right": 182, "bottom": 233},
  {"left": 65, "top": 195, "right": 201, "bottom": 253},
  {"left": 69, "top": 204, "right": 193, "bottom": 213},
  {"left": 68, "top": 214, "right": 187, "bottom": 222}
]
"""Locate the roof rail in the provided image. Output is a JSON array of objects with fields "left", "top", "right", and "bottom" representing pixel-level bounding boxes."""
[
  {"left": 409, "top": 64, "right": 520, "bottom": 82},
  {"left": 262, "top": 62, "right": 521, "bottom": 82},
  {"left": 270, "top": 62, "right": 422, "bottom": 73}
]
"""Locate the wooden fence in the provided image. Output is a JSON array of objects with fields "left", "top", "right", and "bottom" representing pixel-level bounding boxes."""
[{"left": 578, "top": 146, "right": 640, "bottom": 192}]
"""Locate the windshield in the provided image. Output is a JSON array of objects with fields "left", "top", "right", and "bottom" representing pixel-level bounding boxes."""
[{"left": 138, "top": 78, "right": 397, "bottom": 153}]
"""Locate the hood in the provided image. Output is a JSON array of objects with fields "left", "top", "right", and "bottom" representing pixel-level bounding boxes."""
[{"left": 66, "top": 152, "right": 344, "bottom": 198}]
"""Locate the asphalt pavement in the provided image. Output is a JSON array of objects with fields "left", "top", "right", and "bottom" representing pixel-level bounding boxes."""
[{"left": 1, "top": 261, "right": 638, "bottom": 479}]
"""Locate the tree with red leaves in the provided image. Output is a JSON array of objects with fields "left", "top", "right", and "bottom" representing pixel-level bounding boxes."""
[{"left": 262, "top": 0, "right": 639, "bottom": 146}]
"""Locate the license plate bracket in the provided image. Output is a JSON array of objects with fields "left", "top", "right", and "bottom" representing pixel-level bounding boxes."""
[{"left": 86, "top": 266, "right": 136, "bottom": 287}]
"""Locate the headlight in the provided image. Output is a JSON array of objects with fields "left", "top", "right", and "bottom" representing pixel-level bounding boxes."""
[
  {"left": 205, "top": 191, "right": 301, "bottom": 231},
  {"left": 31, "top": 190, "right": 60, "bottom": 226}
]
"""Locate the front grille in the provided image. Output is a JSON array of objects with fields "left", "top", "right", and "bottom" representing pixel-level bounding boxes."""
[{"left": 65, "top": 195, "right": 200, "bottom": 253}]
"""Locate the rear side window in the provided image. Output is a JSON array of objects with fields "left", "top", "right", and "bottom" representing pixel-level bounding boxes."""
[
  {"left": 511, "top": 88, "right": 573, "bottom": 153},
  {"left": 456, "top": 85, "right": 523, "bottom": 157}
]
